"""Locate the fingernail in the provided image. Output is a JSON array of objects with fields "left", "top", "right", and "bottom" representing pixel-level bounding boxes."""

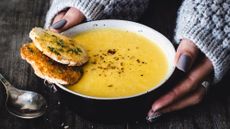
[
  {"left": 51, "top": 19, "right": 67, "bottom": 29},
  {"left": 177, "top": 54, "right": 192, "bottom": 72},
  {"left": 146, "top": 110, "right": 162, "bottom": 122}
]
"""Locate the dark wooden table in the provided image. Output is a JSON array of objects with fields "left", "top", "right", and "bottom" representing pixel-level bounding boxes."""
[{"left": 0, "top": 0, "right": 230, "bottom": 129}]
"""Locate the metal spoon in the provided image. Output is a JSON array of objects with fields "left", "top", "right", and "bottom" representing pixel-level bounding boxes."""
[{"left": 0, "top": 73, "right": 47, "bottom": 119}]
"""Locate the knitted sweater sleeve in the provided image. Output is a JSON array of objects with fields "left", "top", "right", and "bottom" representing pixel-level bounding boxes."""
[
  {"left": 175, "top": 0, "right": 230, "bottom": 83},
  {"left": 45, "top": 0, "right": 149, "bottom": 28}
]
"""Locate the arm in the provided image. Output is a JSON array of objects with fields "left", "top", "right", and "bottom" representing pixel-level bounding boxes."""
[
  {"left": 45, "top": 0, "right": 149, "bottom": 28},
  {"left": 175, "top": 0, "right": 230, "bottom": 83},
  {"left": 148, "top": 0, "right": 230, "bottom": 121}
]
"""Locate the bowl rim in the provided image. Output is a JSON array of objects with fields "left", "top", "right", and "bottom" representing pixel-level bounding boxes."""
[{"left": 56, "top": 19, "right": 176, "bottom": 100}]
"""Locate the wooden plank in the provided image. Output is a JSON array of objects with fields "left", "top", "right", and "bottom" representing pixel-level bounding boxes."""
[
  {"left": 126, "top": 121, "right": 150, "bottom": 129},
  {"left": 73, "top": 115, "right": 126, "bottom": 129},
  {"left": 0, "top": 0, "right": 230, "bottom": 129}
]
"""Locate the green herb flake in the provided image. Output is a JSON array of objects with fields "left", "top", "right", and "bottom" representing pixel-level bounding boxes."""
[
  {"left": 76, "top": 47, "right": 82, "bottom": 53},
  {"left": 57, "top": 69, "right": 63, "bottom": 74},
  {"left": 56, "top": 39, "right": 65, "bottom": 48},
  {"left": 67, "top": 48, "right": 82, "bottom": 55},
  {"left": 48, "top": 60, "right": 54, "bottom": 65},
  {"left": 51, "top": 34, "right": 57, "bottom": 39},
  {"left": 58, "top": 48, "right": 64, "bottom": 52},
  {"left": 48, "top": 46, "right": 60, "bottom": 55},
  {"left": 27, "top": 47, "right": 34, "bottom": 53}
]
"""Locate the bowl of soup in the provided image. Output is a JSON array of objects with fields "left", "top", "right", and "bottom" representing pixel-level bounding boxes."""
[{"left": 56, "top": 20, "right": 175, "bottom": 121}]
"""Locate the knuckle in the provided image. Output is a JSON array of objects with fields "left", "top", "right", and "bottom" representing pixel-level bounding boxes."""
[
  {"left": 182, "top": 39, "right": 199, "bottom": 53},
  {"left": 166, "top": 107, "right": 174, "bottom": 113},
  {"left": 187, "top": 75, "right": 199, "bottom": 91},
  {"left": 193, "top": 92, "right": 204, "bottom": 105},
  {"left": 195, "top": 96, "right": 202, "bottom": 104},
  {"left": 162, "top": 106, "right": 175, "bottom": 113},
  {"left": 171, "top": 88, "right": 179, "bottom": 98}
]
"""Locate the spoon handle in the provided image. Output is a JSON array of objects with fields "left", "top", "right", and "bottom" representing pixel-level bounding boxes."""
[{"left": 0, "top": 73, "right": 13, "bottom": 90}]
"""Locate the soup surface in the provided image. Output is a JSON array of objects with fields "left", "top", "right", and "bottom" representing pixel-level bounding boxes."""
[{"left": 68, "top": 28, "right": 168, "bottom": 98}]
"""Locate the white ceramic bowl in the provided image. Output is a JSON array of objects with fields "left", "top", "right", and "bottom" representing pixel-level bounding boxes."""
[{"left": 57, "top": 20, "right": 176, "bottom": 100}]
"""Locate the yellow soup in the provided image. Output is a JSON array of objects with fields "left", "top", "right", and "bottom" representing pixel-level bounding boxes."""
[{"left": 68, "top": 28, "right": 168, "bottom": 98}]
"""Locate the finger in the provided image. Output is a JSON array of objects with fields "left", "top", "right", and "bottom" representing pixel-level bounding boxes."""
[
  {"left": 50, "top": 11, "right": 67, "bottom": 33},
  {"left": 61, "top": 7, "right": 85, "bottom": 31},
  {"left": 151, "top": 57, "right": 213, "bottom": 112},
  {"left": 147, "top": 85, "right": 206, "bottom": 122},
  {"left": 175, "top": 39, "right": 199, "bottom": 72},
  {"left": 159, "top": 85, "right": 206, "bottom": 113},
  {"left": 51, "top": 7, "right": 85, "bottom": 33},
  {"left": 52, "top": 11, "right": 66, "bottom": 25}
]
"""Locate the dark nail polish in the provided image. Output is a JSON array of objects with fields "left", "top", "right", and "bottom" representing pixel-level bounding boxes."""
[
  {"left": 51, "top": 19, "right": 67, "bottom": 29},
  {"left": 146, "top": 111, "right": 162, "bottom": 122},
  {"left": 177, "top": 54, "right": 192, "bottom": 72}
]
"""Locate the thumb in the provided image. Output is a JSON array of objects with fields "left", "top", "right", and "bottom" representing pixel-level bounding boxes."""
[
  {"left": 50, "top": 7, "right": 85, "bottom": 33},
  {"left": 175, "top": 39, "right": 199, "bottom": 72}
]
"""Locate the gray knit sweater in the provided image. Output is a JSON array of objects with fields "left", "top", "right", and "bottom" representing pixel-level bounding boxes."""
[
  {"left": 45, "top": 0, "right": 149, "bottom": 28},
  {"left": 175, "top": 0, "right": 230, "bottom": 83},
  {"left": 45, "top": 0, "right": 230, "bottom": 83}
]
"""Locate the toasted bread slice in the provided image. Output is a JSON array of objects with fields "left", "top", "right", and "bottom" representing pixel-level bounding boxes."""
[
  {"left": 29, "top": 27, "right": 88, "bottom": 66},
  {"left": 20, "top": 43, "right": 82, "bottom": 85}
]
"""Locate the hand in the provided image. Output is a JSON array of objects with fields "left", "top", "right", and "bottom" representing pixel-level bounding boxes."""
[
  {"left": 147, "top": 39, "right": 213, "bottom": 122},
  {"left": 50, "top": 7, "right": 85, "bottom": 33}
]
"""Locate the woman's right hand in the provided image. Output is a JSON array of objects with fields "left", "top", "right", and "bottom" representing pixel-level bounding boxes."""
[{"left": 50, "top": 7, "right": 85, "bottom": 33}]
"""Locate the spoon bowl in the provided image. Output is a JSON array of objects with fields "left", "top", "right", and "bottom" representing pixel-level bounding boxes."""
[
  {"left": 6, "top": 90, "right": 47, "bottom": 119},
  {"left": 0, "top": 73, "right": 47, "bottom": 119}
]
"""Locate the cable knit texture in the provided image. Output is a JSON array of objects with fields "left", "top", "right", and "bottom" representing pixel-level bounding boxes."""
[
  {"left": 175, "top": 0, "right": 230, "bottom": 83},
  {"left": 45, "top": 0, "right": 149, "bottom": 28}
]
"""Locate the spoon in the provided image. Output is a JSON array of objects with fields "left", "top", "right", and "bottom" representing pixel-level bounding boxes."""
[{"left": 0, "top": 73, "right": 47, "bottom": 119}]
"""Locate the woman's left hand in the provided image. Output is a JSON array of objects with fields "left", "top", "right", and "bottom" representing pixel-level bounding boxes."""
[{"left": 147, "top": 39, "right": 213, "bottom": 122}]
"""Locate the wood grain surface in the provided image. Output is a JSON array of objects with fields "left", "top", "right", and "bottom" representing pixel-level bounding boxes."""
[{"left": 0, "top": 0, "right": 230, "bottom": 129}]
